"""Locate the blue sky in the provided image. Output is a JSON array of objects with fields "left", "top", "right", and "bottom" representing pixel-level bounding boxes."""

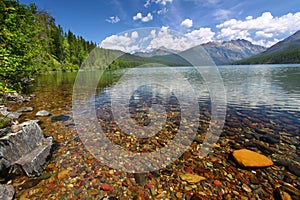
[{"left": 19, "top": 0, "right": 300, "bottom": 51}]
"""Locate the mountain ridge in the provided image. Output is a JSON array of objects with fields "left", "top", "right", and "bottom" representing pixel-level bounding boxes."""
[
  {"left": 131, "top": 39, "right": 266, "bottom": 65},
  {"left": 235, "top": 30, "right": 300, "bottom": 64}
]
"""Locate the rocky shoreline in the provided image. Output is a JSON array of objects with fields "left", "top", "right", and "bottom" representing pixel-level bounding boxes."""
[
  {"left": 0, "top": 93, "right": 54, "bottom": 200},
  {"left": 0, "top": 92, "right": 299, "bottom": 200}
]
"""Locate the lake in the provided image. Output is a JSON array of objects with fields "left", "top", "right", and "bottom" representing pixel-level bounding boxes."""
[
  {"left": 28, "top": 64, "right": 300, "bottom": 135},
  {"left": 12, "top": 64, "right": 299, "bottom": 199}
]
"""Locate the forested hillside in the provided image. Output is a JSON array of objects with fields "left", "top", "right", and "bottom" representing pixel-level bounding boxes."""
[{"left": 0, "top": 0, "right": 96, "bottom": 92}]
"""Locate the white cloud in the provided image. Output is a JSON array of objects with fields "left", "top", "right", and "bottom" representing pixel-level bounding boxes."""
[
  {"left": 131, "top": 31, "right": 139, "bottom": 39},
  {"left": 181, "top": 19, "right": 193, "bottom": 28},
  {"left": 133, "top": 13, "right": 142, "bottom": 21},
  {"left": 216, "top": 12, "right": 300, "bottom": 47},
  {"left": 144, "top": 0, "right": 173, "bottom": 7},
  {"left": 157, "top": 0, "right": 173, "bottom": 5},
  {"left": 246, "top": 16, "right": 253, "bottom": 20},
  {"left": 100, "top": 32, "right": 140, "bottom": 52},
  {"left": 214, "top": 9, "right": 231, "bottom": 20},
  {"left": 133, "top": 12, "right": 153, "bottom": 22},
  {"left": 142, "top": 13, "right": 153, "bottom": 22},
  {"left": 144, "top": 0, "right": 151, "bottom": 7},
  {"left": 106, "top": 16, "right": 120, "bottom": 24},
  {"left": 100, "top": 27, "right": 199, "bottom": 53},
  {"left": 100, "top": 11, "right": 300, "bottom": 53},
  {"left": 157, "top": 8, "right": 168, "bottom": 14},
  {"left": 186, "top": 28, "right": 215, "bottom": 44},
  {"left": 255, "top": 31, "right": 273, "bottom": 38},
  {"left": 147, "top": 26, "right": 196, "bottom": 51}
]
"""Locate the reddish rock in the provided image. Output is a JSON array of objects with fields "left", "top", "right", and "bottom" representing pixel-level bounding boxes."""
[
  {"left": 213, "top": 180, "right": 222, "bottom": 187},
  {"left": 144, "top": 183, "right": 154, "bottom": 189},
  {"left": 101, "top": 183, "right": 113, "bottom": 191},
  {"left": 122, "top": 181, "right": 129, "bottom": 187},
  {"left": 184, "top": 167, "right": 194, "bottom": 174}
]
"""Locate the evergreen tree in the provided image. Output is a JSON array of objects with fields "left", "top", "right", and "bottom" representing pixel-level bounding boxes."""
[{"left": 0, "top": 0, "right": 97, "bottom": 92}]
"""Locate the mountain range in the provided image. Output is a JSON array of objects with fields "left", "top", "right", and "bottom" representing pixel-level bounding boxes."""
[
  {"left": 132, "top": 39, "right": 266, "bottom": 65},
  {"left": 235, "top": 30, "right": 300, "bottom": 64},
  {"left": 201, "top": 40, "right": 266, "bottom": 64},
  {"left": 98, "top": 30, "right": 300, "bottom": 68}
]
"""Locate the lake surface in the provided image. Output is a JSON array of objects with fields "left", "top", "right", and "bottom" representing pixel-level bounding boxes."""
[
  {"left": 28, "top": 64, "right": 300, "bottom": 136},
  {"left": 11, "top": 64, "right": 299, "bottom": 199}
]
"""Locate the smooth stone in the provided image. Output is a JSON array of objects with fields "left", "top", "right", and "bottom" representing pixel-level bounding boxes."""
[
  {"left": 213, "top": 180, "right": 222, "bottom": 187},
  {"left": 36, "top": 110, "right": 51, "bottom": 117},
  {"left": 232, "top": 149, "right": 274, "bottom": 168},
  {"left": 7, "top": 112, "right": 22, "bottom": 119},
  {"left": 242, "top": 183, "right": 252, "bottom": 193},
  {"left": 0, "top": 107, "right": 9, "bottom": 116},
  {"left": 17, "top": 107, "right": 33, "bottom": 112},
  {"left": 179, "top": 173, "right": 206, "bottom": 184},
  {"left": 101, "top": 183, "right": 113, "bottom": 191},
  {"left": 0, "top": 184, "right": 15, "bottom": 200}
]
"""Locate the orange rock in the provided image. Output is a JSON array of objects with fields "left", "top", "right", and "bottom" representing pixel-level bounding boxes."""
[
  {"left": 57, "top": 170, "right": 70, "bottom": 180},
  {"left": 232, "top": 149, "right": 274, "bottom": 168},
  {"left": 101, "top": 183, "right": 113, "bottom": 191},
  {"left": 179, "top": 173, "right": 206, "bottom": 184},
  {"left": 213, "top": 180, "right": 222, "bottom": 187}
]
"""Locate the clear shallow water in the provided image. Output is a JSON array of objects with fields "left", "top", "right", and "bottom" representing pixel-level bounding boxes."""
[
  {"left": 11, "top": 64, "right": 298, "bottom": 199},
  {"left": 219, "top": 65, "right": 300, "bottom": 111},
  {"left": 94, "top": 64, "right": 300, "bottom": 111},
  {"left": 27, "top": 64, "right": 300, "bottom": 137}
]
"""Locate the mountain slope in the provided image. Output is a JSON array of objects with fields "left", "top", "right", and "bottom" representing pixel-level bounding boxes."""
[
  {"left": 134, "top": 46, "right": 180, "bottom": 57},
  {"left": 235, "top": 30, "right": 300, "bottom": 64},
  {"left": 263, "top": 30, "right": 300, "bottom": 54},
  {"left": 201, "top": 39, "right": 266, "bottom": 65}
]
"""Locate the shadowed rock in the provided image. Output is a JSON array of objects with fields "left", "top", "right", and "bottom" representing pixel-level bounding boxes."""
[{"left": 51, "top": 115, "right": 71, "bottom": 122}]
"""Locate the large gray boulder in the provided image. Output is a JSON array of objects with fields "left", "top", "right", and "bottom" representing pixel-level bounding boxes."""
[{"left": 0, "top": 121, "right": 53, "bottom": 177}]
